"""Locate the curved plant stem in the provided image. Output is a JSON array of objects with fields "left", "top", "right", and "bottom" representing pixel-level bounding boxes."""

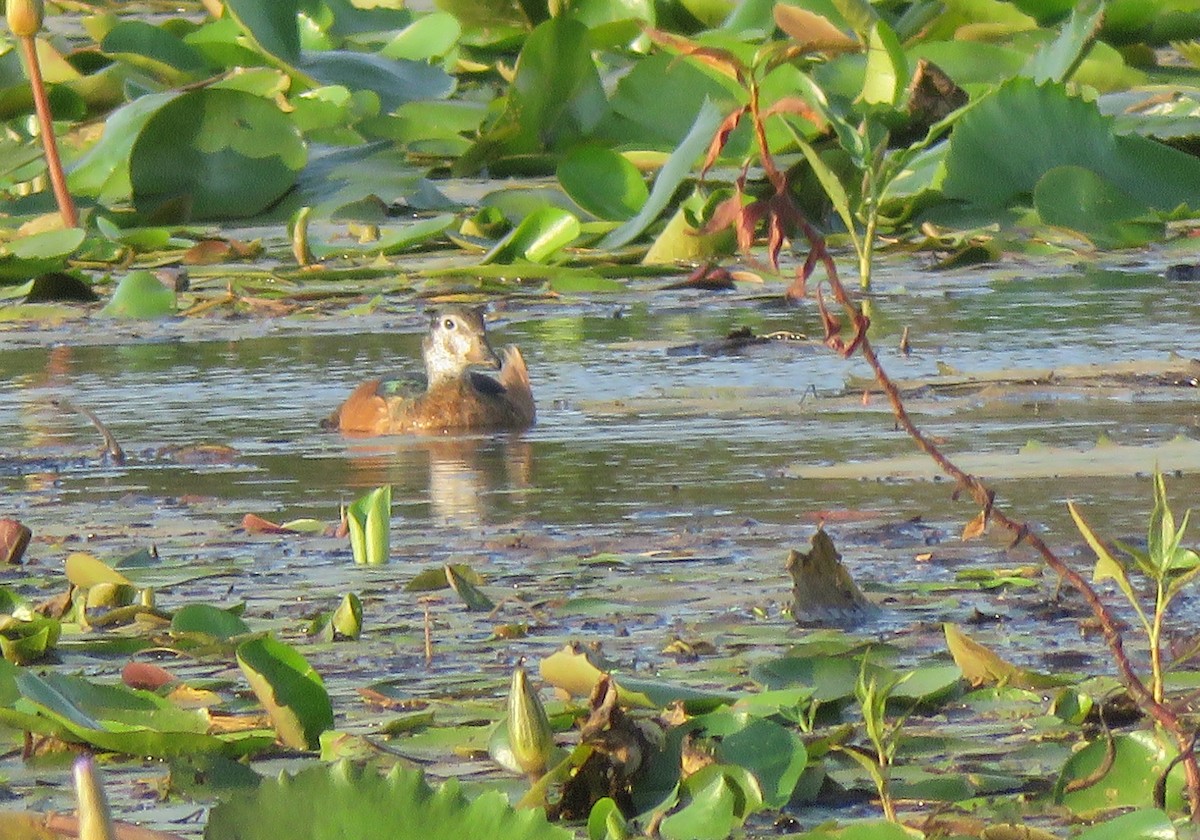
[
  {"left": 800, "top": 223, "right": 1200, "bottom": 820},
  {"left": 18, "top": 34, "right": 78, "bottom": 228}
]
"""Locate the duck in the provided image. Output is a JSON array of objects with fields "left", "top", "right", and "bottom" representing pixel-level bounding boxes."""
[{"left": 323, "top": 306, "right": 535, "bottom": 436}]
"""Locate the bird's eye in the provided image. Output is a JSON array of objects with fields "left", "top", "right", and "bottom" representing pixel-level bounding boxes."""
[{"left": 443, "top": 318, "right": 456, "bottom": 330}]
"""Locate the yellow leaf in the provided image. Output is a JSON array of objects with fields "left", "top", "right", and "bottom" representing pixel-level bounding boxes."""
[
  {"left": 65, "top": 552, "right": 131, "bottom": 588},
  {"left": 943, "top": 623, "right": 1047, "bottom": 689},
  {"left": 773, "top": 5, "right": 860, "bottom": 53}
]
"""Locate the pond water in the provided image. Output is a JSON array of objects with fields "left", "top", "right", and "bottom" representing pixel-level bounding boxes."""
[{"left": 1, "top": 255, "right": 1199, "bottom": 834}]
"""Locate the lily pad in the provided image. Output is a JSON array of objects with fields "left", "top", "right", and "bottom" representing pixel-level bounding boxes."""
[
  {"left": 129, "top": 88, "right": 306, "bottom": 219},
  {"left": 205, "top": 761, "right": 572, "bottom": 840}
]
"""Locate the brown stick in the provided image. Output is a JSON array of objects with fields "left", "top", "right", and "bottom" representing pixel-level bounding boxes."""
[
  {"left": 19, "top": 34, "right": 79, "bottom": 228},
  {"left": 804, "top": 226, "right": 1200, "bottom": 820}
]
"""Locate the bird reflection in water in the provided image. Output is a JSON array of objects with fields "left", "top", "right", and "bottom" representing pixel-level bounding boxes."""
[{"left": 341, "top": 436, "right": 533, "bottom": 527}]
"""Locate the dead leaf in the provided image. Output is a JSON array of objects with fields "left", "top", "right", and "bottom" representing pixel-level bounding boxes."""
[{"left": 962, "top": 509, "right": 988, "bottom": 540}]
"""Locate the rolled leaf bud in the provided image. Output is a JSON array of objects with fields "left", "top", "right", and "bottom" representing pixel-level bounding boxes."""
[
  {"left": 6, "top": 0, "right": 44, "bottom": 38},
  {"left": 73, "top": 755, "right": 117, "bottom": 840},
  {"left": 506, "top": 665, "right": 554, "bottom": 777}
]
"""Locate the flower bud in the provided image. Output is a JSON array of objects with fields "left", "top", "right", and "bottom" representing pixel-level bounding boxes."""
[
  {"left": 5, "top": 0, "right": 44, "bottom": 38},
  {"left": 506, "top": 665, "right": 553, "bottom": 777},
  {"left": 73, "top": 755, "right": 117, "bottom": 840}
]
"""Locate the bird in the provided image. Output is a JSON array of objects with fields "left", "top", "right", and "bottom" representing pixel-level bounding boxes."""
[{"left": 322, "top": 306, "right": 535, "bottom": 436}]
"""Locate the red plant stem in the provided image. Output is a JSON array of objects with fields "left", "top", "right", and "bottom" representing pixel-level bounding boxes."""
[
  {"left": 19, "top": 34, "right": 78, "bottom": 228},
  {"left": 802, "top": 224, "right": 1200, "bottom": 819}
]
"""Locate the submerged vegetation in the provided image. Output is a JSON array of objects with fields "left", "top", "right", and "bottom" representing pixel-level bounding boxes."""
[{"left": 2, "top": 0, "right": 1200, "bottom": 839}]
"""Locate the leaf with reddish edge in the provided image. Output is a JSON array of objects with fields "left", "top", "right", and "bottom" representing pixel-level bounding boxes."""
[
  {"left": 760, "top": 96, "right": 825, "bottom": 128},
  {"left": 643, "top": 28, "right": 748, "bottom": 82},
  {"left": 698, "top": 194, "right": 744, "bottom": 238},
  {"left": 773, "top": 5, "right": 860, "bottom": 54},
  {"left": 701, "top": 106, "right": 747, "bottom": 179}
]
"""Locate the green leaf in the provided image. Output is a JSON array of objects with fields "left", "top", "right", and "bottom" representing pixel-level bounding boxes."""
[
  {"left": 943, "top": 79, "right": 1200, "bottom": 214},
  {"left": 100, "top": 270, "right": 176, "bottom": 319},
  {"left": 205, "top": 762, "right": 572, "bottom": 840},
  {"left": 460, "top": 17, "right": 607, "bottom": 167},
  {"left": 445, "top": 565, "right": 495, "bottom": 611},
  {"left": 1070, "top": 499, "right": 1132, "bottom": 609},
  {"left": 1072, "top": 808, "right": 1177, "bottom": 840},
  {"left": 1033, "top": 166, "right": 1164, "bottom": 248},
  {"left": 347, "top": 485, "right": 391, "bottom": 566},
  {"left": 860, "top": 19, "right": 907, "bottom": 107},
  {"left": 224, "top": 0, "right": 301, "bottom": 63},
  {"left": 598, "top": 99, "right": 724, "bottom": 250},
  {"left": 587, "top": 798, "right": 629, "bottom": 840},
  {"left": 482, "top": 206, "right": 581, "bottom": 264},
  {"left": 171, "top": 604, "right": 251, "bottom": 642},
  {"left": 101, "top": 19, "right": 211, "bottom": 80},
  {"left": 380, "top": 13, "right": 462, "bottom": 60},
  {"left": 68, "top": 93, "right": 179, "bottom": 204},
  {"left": 130, "top": 88, "right": 306, "bottom": 220},
  {"left": 300, "top": 52, "right": 455, "bottom": 112},
  {"left": 237, "top": 636, "right": 333, "bottom": 751},
  {"left": 1056, "top": 730, "right": 1187, "bottom": 815},
  {"left": 4, "top": 227, "right": 85, "bottom": 260},
  {"left": 1022, "top": 0, "right": 1104, "bottom": 84},
  {"left": 309, "top": 214, "right": 456, "bottom": 259},
  {"left": 691, "top": 711, "right": 807, "bottom": 808},
  {"left": 330, "top": 593, "right": 362, "bottom": 640},
  {"left": 557, "top": 146, "right": 648, "bottom": 221},
  {"left": 658, "top": 764, "right": 756, "bottom": 840},
  {"left": 0, "top": 666, "right": 268, "bottom": 758}
]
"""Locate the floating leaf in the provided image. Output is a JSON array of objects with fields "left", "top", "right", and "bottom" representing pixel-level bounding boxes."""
[
  {"left": 482, "top": 206, "right": 580, "bottom": 264},
  {"left": 100, "top": 270, "right": 176, "bottom": 319},
  {"left": 237, "top": 636, "right": 333, "bottom": 751},
  {"left": 224, "top": 0, "right": 301, "bottom": 63},
  {"left": 1056, "top": 729, "right": 1186, "bottom": 815},
  {"left": 65, "top": 553, "right": 132, "bottom": 588},
  {"left": 943, "top": 78, "right": 1200, "bottom": 213},
  {"left": 171, "top": 604, "right": 251, "bottom": 642},
  {"left": 445, "top": 565, "right": 495, "bottom": 611},
  {"left": 406, "top": 563, "right": 483, "bottom": 592},
  {"left": 1034, "top": 165, "right": 1164, "bottom": 248}
]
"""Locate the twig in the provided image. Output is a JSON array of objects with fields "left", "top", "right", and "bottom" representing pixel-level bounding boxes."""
[
  {"left": 800, "top": 221, "right": 1200, "bottom": 821},
  {"left": 52, "top": 398, "right": 125, "bottom": 464}
]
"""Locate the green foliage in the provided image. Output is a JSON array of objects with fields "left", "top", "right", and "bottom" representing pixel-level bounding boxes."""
[
  {"left": 205, "top": 762, "right": 572, "bottom": 840},
  {"left": 1070, "top": 472, "right": 1200, "bottom": 704},
  {"left": 237, "top": 635, "right": 334, "bottom": 751},
  {"left": 347, "top": 485, "right": 391, "bottom": 566},
  {"left": 100, "top": 269, "right": 175, "bottom": 318}
]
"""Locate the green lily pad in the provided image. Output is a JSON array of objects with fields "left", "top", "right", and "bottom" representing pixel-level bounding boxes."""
[
  {"left": 100, "top": 270, "right": 176, "bottom": 319},
  {"left": 1056, "top": 729, "right": 1187, "bottom": 815},
  {"left": 482, "top": 206, "right": 581, "bottom": 264},
  {"left": 943, "top": 78, "right": 1200, "bottom": 214},
  {"left": 1034, "top": 165, "right": 1164, "bottom": 248},
  {"left": 171, "top": 604, "right": 251, "bottom": 642},
  {"left": 130, "top": 88, "right": 306, "bottom": 220},
  {"left": 205, "top": 762, "right": 572, "bottom": 840}
]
